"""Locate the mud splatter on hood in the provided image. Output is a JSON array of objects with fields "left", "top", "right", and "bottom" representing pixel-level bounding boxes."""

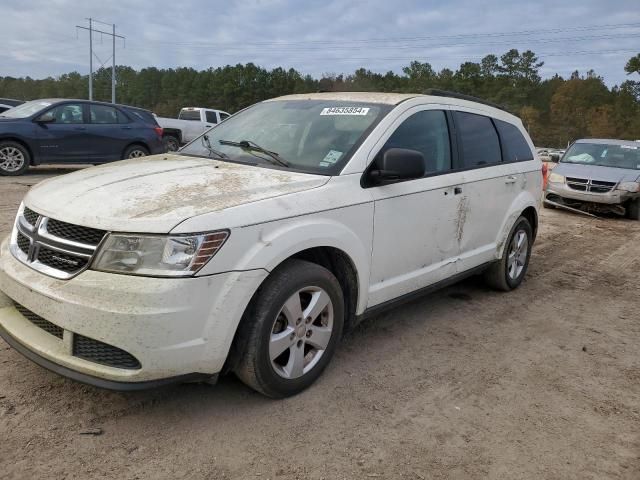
[{"left": 24, "top": 154, "right": 329, "bottom": 233}]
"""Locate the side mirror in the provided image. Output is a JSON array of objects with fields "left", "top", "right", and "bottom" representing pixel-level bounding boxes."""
[
  {"left": 35, "top": 113, "right": 55, "bottom": 124},
  {"left": 370, "top": 148, "right": 426, "bottom": 183},
  {"left": 549, "top": 152, "right": 560, "bottom": 162}
]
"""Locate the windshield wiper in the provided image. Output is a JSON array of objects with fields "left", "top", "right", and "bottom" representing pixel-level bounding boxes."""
[
  {"left": 201, "top": 135, "right": 229, "bottom": 160},
  {"left": 219, "top": 139, "right": 289, "bottom": 167}
]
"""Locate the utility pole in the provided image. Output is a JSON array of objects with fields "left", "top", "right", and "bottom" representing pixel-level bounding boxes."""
[{"left": 76, "top": 19, "right": 125, "bottom": 103}]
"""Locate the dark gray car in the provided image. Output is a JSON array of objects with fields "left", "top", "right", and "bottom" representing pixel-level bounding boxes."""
[{"left": 545, "top": 139, "right": 640, "bottom": 219}]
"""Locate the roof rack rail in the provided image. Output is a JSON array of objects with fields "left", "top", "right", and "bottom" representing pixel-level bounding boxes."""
[{"left": 423, "top": 88, "right": 509, "bottom": 112}]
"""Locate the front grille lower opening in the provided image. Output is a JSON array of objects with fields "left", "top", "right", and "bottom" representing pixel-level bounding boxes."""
[
  {"left": 14, "top": 303, "right": 64, "bottom": 339},
  {"left": 73, "top": 334, "right": 141, "bottom": 370}
]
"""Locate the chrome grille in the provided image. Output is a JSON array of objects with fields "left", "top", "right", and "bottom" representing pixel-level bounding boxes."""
[
  {"left": 10, "top": 206, "right": 106, "bottom": 280},
  {"left": 566, "top": 177, "right": 616, "bottom": 193}
]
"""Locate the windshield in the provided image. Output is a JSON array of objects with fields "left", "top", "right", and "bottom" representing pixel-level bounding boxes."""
[
  {"left": 180, "top": 100, "right": 390, "bottom": 175},
  {"left": 562, "top": 142, "right": 640, "bottom": 170},
  {"left": 1, "top": 100, "right": 52, "bottom": 118}
]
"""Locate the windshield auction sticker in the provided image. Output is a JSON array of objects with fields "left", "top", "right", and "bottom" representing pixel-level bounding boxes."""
[{"left": 320, "top": 107, "right": 370, "bottom": 116}]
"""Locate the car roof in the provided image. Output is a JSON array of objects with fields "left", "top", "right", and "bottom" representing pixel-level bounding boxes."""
[
  {"left": 21, "top": 98, "right": 153, "bottom": 114},
  {"left": 269, "top": 91, "right": 521, "bottom": 124},
  {"left": 574, "top": 138, "right": 640, "bottom": 148}
]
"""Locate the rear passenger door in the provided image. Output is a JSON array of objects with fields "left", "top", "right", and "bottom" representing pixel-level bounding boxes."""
[
  {"left": 85, "top": 104, "right": 132, "bottom": 162},
  {"left": 366, "top": 106, "right": 463, "bottom": 308},
  {"left": 450, "top": 110, "right": 532, "bottom": 272}
]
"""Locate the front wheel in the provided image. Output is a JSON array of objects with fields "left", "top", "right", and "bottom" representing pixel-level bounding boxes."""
[
  {"left": 234, "top": 259, "right": 344, "bottom": 398},
  {"left": 164, "top": 135, "right": 180, "bottom": 152},
  {"left": 0, "top": 141, "right": 30, "bottom": 176},
  {"left": 484, "top": 216, "right": 533, "bottom": 291}
]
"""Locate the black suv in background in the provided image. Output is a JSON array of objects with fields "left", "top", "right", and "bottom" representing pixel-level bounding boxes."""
[{"left": 0, "top": 99, "right": 165, "bottom": 175}]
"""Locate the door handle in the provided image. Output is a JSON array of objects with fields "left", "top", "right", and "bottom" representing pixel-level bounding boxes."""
[
  {"left": 454, "top": 186, "right": 463, "bottom": 195},
  {"left": 505, "top": 175, "right": 517, "bottom": 184}
]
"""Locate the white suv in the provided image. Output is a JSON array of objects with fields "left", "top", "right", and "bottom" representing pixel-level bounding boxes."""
[{"left": 0, "top": 91, "right": 541, "bottom": 397}]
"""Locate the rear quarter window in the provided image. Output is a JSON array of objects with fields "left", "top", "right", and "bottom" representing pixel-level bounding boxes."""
[
  {"left": 454, "top": 111, "right": 501, "bottom": 168},
  {"left": 495, "top": 120, "right": 533, "bottom": 162}
]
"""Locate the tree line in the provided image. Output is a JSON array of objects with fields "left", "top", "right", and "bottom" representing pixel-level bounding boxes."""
[{"left": 1, "top": 50, "right": 639, "bottom": 148}]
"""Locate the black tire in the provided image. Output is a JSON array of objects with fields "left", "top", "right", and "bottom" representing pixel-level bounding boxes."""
[
  {"left": 0, "top": 141, "right": 30, "bottom": 176},
  {"left": 234, "top": 259, "right": 344, "bottom": 398},
  {"left": 484, "top": 216, "right": 533, "bottom": 291},
  {"left": 123, "top": 144, "right": 149, "bottom": 159},
  {"left": 626, "top": 199, "right": 640, "bottom": 220},
  {"left": 164, "top": 135, "right": 180, "bottom": 152}
]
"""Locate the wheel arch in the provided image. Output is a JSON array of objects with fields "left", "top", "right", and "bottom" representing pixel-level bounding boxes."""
[
  {"left": 495, "top": 191, "right": 539, "bottom": 259},
  {"left": 0, "top": 137, "right": 36, "bottom": 165},
  {"left": 222, "top": 243, "right": 364, "bottom": 375},
  {"left": 162, "top": 128, "right": 182, "bottom": 143},
  {"left": 122, "top": 141, "right": 150, "bottom": 158}
]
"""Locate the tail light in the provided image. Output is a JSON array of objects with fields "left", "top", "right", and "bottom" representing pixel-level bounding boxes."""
[
  {"left": 541, "top": 163, "right": 548, "bottom": 190},
  {"left": 154, "top": 126, "right": 163, "bottom": 138}
]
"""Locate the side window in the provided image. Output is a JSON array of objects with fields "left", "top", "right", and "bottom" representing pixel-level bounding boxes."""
[
  {"left": 220, "top": 113, "right": 230, "bottom": 121},
  {"left": 45, "top": 104, "right": 84, "bottom": 124},
  {"left": 454, "top": 111, "right": 501, "bottom": 168},
  {"left": 205, "top": 111, "right": 218, "bottom": 124},
  {"left": 379, "top": 110, "right": 452, "bottom": 174},
  {"left": 495, "top": 120, "right": 533, "bottom": 162},
  {"left": 89, "top": 104, "right": 120, "bottom": 124}
]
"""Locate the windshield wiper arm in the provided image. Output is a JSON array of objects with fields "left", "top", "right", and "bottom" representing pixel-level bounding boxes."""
[
  {"left": 201, "top": 135, "right": 229, "bottom": 160},
  {"left": 219, "top": 139, "right": 289, "bottom": 167}
]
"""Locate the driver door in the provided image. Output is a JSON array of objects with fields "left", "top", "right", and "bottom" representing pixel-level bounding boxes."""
[
  {"left": 366, "top": 106, "right": 463, "bottom": 308},
  {"left": 34, "top": 103, "right": 91, "bottom": 162}
]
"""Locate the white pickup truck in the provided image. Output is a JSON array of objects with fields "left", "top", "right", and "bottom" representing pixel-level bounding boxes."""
[{"left": 157, "top": 107, "right": 230, "bottom": 151}]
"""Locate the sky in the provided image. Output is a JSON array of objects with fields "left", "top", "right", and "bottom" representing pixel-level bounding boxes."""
[{"left": 1, "top": 0, "right": 639, "bottom": 86}]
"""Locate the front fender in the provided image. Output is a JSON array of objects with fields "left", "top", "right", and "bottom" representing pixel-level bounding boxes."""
[{"left": 198, "top": 204, "right": 374, "bottom": 314}]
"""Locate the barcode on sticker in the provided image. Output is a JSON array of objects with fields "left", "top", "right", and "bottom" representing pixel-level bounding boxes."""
[{"left": 320, "top": 107, "right": 370, "bottom": 116}]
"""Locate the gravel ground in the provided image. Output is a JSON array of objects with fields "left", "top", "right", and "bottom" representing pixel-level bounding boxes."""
[{"left": 1, "top": 166, "right": 639, "bottom": 479}]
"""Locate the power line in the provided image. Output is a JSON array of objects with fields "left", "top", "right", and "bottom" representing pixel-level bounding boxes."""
[{"left": 76, "top": 18, "right": 125, "bottom": 102}]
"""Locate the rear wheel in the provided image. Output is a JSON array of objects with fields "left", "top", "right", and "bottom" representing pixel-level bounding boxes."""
[
  {"left": 234, "top": 259, "right": 344, "bottom": 398},
  {"left": 123, "top": 144, "right": 149, "bottom": 159},
  {"left": 484, "top": 216, "right": 533, "bottom": 291},
  {"left": 0, "top": 141, "right": 30, "bottom": 176},
  {"left": 627, "top": 199, "right": 640, "bottom": 220}
]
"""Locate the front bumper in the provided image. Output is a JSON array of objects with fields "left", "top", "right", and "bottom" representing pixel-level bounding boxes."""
[
  {"left": 0, "top": 237, "right": 267, "bottom": 387},
  {"left": 545, "top": 181, "right": 637, "bottom": 205}
]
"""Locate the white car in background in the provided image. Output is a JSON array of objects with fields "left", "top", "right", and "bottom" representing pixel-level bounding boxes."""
[
  {"left": 157, "top": 107, "right": 230, "bottom": 151},
  {"left": 0, "top": 91, "right": 541, "bottom": 398}
]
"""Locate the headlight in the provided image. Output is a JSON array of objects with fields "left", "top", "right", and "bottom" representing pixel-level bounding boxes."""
[
  {"left": 548, "top": 172, "right": 565, "bottom": 184},
  {"left": 92, "top": 230, "right": 229, "bottom": 277},
  {"left": 618, "top": 181, "right": 640, "bottom": 193}
]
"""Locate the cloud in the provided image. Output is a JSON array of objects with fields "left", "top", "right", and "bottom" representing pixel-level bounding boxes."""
[{"left": 1, "top": 0, "right": 638, "bottom": 85}]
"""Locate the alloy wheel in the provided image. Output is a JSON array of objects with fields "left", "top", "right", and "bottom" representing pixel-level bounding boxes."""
[
  {"left": 269, "top": 286, "right": 334, "bottom": 379},
  {"left": 128, "top": 149, "right": 146, "bottom": 158},
  {"left": 507, "top": 229, "right": 528, "bottom": 280},
  {"left": 0, "top": 146, "right": 25, "bottom": 172}
]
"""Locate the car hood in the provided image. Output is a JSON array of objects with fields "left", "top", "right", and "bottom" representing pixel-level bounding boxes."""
[
  {"left": 24, "top": 154, "right": 329, "bottom": 233},
  {"left": 553, "top": 162, "right": 640, "bottom": 183}
]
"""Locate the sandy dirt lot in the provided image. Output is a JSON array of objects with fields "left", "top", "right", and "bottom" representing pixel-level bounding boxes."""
[{"left": 1, "top": 167, "right": 639, "bottom": 480}]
